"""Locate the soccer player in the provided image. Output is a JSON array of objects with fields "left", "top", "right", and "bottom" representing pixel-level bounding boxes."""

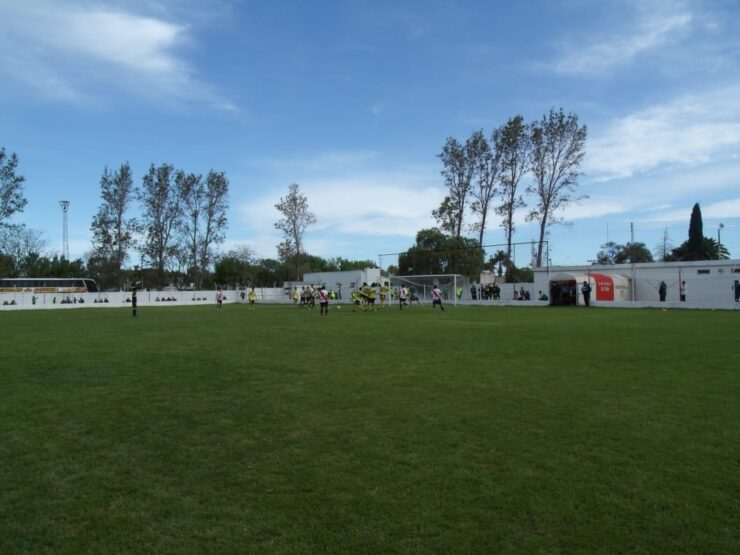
[
  {"left": 131, "top": 287, "right": 137, "bottom": 317},
  {"left": 292, "top": 287, "right": 299, "bottom": 306},
  {"left": 431, "top": 285, "right": 445, "bottom": 311},
  {"left": 248, "top": 287, "right": 257, "bottom": 310},
  {"left": 398, "top": 285, "right": 407, "bottom": 310},
  {"left": 379, "top": 282, "right": 389, "bottom": 308},
  {"left": 366, "top": 284, "right": 377, "bottom": 311},
  {"left": 216, "top": 288, "right": 224, "bottom": 309},
  {"left": 318, "top": 285, "right": 329, "bottom": 316}
]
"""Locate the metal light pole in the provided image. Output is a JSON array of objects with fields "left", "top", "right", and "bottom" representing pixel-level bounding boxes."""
[
  {"left": 59, "top": 200, "right": 70, "bottom": 260},
  {"left": 718, "top": 223, "right": 725, "bottom": 259}
]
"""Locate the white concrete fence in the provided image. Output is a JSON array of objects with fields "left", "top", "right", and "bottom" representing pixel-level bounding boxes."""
[{"left": 0, "top": 288, "right": 293, "bottom": 310}]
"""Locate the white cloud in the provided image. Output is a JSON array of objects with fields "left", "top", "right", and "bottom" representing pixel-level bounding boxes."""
[
  {"left": 0, "top": 2, "right": 233, "bottom": 109},
  {"left": 585, "top": 85, "right": 740, "bottom": 180},
  {"left": 235, "top": 150, "right": 444, "bottom": 257},
  {"left": 546, "top": 9, "right": 692, "bottom": 75}
]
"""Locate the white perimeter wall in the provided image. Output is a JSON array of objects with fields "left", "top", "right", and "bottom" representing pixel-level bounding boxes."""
[
  {"left": 0, "top": 288, "right": 294, "bottom": 311},
  {"left": 534, "top": 260, "right": 740, "bottom": 310}
]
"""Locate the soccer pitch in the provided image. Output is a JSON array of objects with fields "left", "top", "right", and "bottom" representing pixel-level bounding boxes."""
[{"left": 1, "top": 304, "right": 738, "bottom": 553}]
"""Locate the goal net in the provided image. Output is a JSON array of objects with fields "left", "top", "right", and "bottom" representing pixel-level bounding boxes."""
[{"left": 388, "top": 274, "right": 462, "bottom": 305}]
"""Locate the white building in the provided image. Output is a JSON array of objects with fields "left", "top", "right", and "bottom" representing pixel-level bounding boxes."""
[{"left": 534, "top": 259, "right": 740, "bottom": 309}]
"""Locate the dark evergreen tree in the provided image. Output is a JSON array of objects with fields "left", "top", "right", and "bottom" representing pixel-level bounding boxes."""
[{"left": 688, "top": 202, "right": 703, "bottom": 254}]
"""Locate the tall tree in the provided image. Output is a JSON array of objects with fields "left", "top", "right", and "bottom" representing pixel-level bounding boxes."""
[
  {"left": 496, "top": 115, "right": 530, "bottom": 273},
  {"left": 654, "top": 228, "right": 674, "bottom": 262},
  {"left": 199, "top": 170, "right": 229, "bottom": 282},
  {"left": 176, "top": 170, "right": 205, "bottom": 285},
  {"left": 0, "top": 147, "right": 27, "bottom": 226},
  {"left": 140, "top": 163, "right": 182, "bottom": 289},
  {"left": 274, "top": 183, "right": 316, "bottom": 280},
  {"left": 90, "top": 163, "right": 138, "bottom": 289},
  {"left": 688, "top": 202, "right": 703, "bottom": 254},
  {"left": 665, "top": 203, "right": 728, "bottom": 261},
  {"left": 469, "top": 127, "right": 503, "bottom": 247},
  {"left": 434, "top": 137, "right": 475, "bottom": 239},
  {"left": 527, "top": 108, "right": 588, "bottom": 267}
]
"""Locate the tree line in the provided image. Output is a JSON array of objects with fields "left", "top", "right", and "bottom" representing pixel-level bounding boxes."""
[
  {"left": 398, "top": 108, "right": 588, "bottom": 279},
  {"left": 1, "top": 153, "right": 374, "bottom": 289},
  {"left": 593, "top": 203, "right": 730, "bottom": 265}
]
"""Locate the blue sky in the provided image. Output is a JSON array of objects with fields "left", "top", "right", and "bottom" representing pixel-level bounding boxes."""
[{"left": 2, "top": 0, "right": 739, "bottom": 268}]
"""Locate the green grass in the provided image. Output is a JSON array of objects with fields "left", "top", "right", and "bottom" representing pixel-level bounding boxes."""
[{"left": 1, "top": 304, "right": 738, "bottom": 553}]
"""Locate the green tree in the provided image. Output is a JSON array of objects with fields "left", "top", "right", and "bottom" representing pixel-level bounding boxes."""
[
  {"left": 398, "top": 228, "right": 483, "bottom": 278},
  {"left": 0, "top": 147, "right": 27, "bottom": 226},
  {"left": 199, "top": 171, "right": 229, "bottom": 281},
  {"left": 140, "top": 163, "right": 183, "bottom": 289},
  {"left": 496, "top": 115, "right": 530, "bottom": 272},
  {"left": 90, "top": 163, "right": 138, "bottom": 290},
  {"left": 666, "top": 203, "right": 730, "bottom": 260},
  {"left": 594, "top": 241, "right": 620, "bottom": 265},
  {"left": 213, "top": 256, "right": 252, "bottom": 287},
  {"left": 688, "top": 202, "right": 703, "bottom": 254},
  {"left": 469, "top": 127, "right": 503, "bottom": 247},
  {"left": 434, "top": 136, "right": 476, "bottom": 239},
  {"left": 615, "top": 242, "right": 654, "bottom": 263},
  {"left": 527, "top": 108, "right": 587, "bottom": 267},
  {"left": 177, "top": 170, "right": 205, "bottom": 286},
  {"left": 274, "top": 183, "right": 316, "bottom": 280}
]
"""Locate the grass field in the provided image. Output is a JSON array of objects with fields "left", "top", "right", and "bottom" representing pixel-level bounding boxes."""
[{"left": 1, "top": 303, "right": 738, "bottom": 553}]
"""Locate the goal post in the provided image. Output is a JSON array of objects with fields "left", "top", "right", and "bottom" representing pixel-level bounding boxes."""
[{"left": 388, "top": 274, "right": 462, "bottom": 306}]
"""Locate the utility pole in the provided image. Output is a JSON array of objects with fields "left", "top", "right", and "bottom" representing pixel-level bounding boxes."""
[
  {"left": 718, "top": 223, "right": 725, "bottom": 259},
  {"left": 59, "top": 200, "right": 70, "bottom": 260},
  {"left": 630, "top": 222, "right": 634, "bottom": 244}
]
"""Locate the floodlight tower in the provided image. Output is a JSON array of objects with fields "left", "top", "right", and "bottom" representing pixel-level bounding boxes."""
[{"left": 59, "top": 200, "right": 70, "bottom": 260}]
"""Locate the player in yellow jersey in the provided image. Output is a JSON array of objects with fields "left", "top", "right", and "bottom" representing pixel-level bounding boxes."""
[
  {"left": 379, "top": 282, "right": 389, "bottom": 308},
  {"left": 247, "top": 287, "right": 257, "bottom": 310}
]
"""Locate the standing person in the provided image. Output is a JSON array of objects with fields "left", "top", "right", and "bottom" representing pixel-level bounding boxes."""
[
  {"left": 734, "top": 280, "right": 740, "bottom": 303},
  {"left": 398, "top": 285, "right": 408, "bottom": 310},
  {"left": 216, "top": 288, "right": 224, "bottom": 309},
  {"left": 658, "top": 281, "right": 667, "bottom": 302},
  {"left": 247, "top": 287, "right": 257, "bottom": 310},
  {"left": 318, "top": 285, "right": 329, "bottom": 316},
  {"left": 292, "top": 287, "right": 299, "bottom": 306},
  {"left": 581, "top": 280, "right": 592, "bottom": 307},
  {"left": 431, "top": 285, "right": 445, "bottom": 311},
  {"left": 131, "top": 288, "right": 137, "bottom": 317},
  {"left": 680, "top": 280, "right": 687, "bottom": 302},
  {"left": 379, "top": 282, "right": 389, "bottom": 308}
]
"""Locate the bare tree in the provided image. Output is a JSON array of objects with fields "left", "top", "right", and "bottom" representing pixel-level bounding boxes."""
[
  {"left": 0, "top": 147, "right": 27, "bottom": 226},
  {"left": 226, "top": 244, "right": 257, "bottom": 265},
  {"left": 274, "top": 183, "right": 316, "bottom": 280},
  {"left": 469, "top": 127, "right": 503, "bottom": 246},
  {"left": 496, "top": 115, "right": 530, "bottom": 272},
  {"left": 140, "top": 163, "right": 182, "bottom": 289},
  {"left": 90, "top": 163, "right": 138, "bottom": 289},
  {"left": 527, "top": 108, "right": 587, "bottom": 267},
  {"left": 0, "top": 224, "right": 47, "bottom": 276}
]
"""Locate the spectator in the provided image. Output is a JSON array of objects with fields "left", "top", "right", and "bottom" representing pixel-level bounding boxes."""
[
  {"left": 658, "top": 281, "right": 667, "bottom": 302},
  {"left": 581, "top": 280, "right": 592, "bottom": 307}
]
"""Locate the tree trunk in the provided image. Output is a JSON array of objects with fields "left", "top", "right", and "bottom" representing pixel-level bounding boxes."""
[{"left": 536, "top": 219, "right": 547, "bottom": 267}]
